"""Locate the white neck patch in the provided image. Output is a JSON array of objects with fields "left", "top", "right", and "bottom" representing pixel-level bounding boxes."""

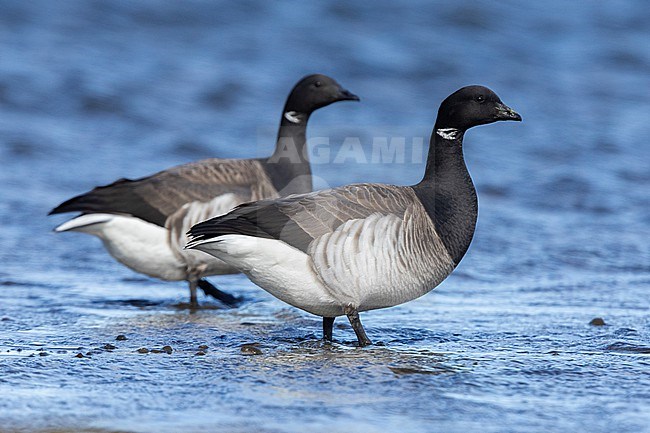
[
  {"left": 284, "top": 111, "right": 303, "bottom": 124},
  {"left": 436, "top": 128, "right": 462, "bottom": 140}
]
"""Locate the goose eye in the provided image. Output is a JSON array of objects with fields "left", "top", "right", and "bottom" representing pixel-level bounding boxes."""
[
  {"left": 314, "top": 81, "right": 322, "bottom": 88},
  {"left": 476, "top": 95, "right": 485, "bottom": 103}
]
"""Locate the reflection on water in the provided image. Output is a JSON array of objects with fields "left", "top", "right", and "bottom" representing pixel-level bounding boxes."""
[{"left": 1, "top": 0, "right": 650, "bottom": 432}]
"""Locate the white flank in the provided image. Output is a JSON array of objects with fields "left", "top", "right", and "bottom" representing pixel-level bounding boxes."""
[
  {"left": 192, "top": 235, "right": 343, "bottom": 317},
  {"left": 55, "top": 214, "right": 186, "bottom": 281}
]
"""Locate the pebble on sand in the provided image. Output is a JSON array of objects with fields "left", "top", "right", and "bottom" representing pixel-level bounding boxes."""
[
  {"left": 589, "top": 317, "right": 606, "bottom": 326},
  {"left": 240, "top": 344, "right": 263, "bottom": 356}
]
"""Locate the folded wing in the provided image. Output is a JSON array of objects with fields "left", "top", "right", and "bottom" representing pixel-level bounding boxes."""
[
  {"left": 188, "top": 183, "right": 418, "bottom": 253},
  {"left": 50, "top": 158, "right": 274, "bottom": 227}
]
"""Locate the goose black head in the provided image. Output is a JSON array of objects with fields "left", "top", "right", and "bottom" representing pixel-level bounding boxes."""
[
  {"left": 283, "top": 74, "right": 359, "bottom": 119},
  {"left": 435, "top": 85, "right": 521, "bottom": 132}
]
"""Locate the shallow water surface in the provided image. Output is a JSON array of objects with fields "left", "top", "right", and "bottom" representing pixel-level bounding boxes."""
[{"left": 1, "top": 1, "right": 650, "bottom": 432}]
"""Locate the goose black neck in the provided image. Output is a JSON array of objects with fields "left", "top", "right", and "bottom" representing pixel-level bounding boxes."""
[
  {"left": 413, "top": 129, "right": 478, "bottom": 265},
  {"left": 263, "top": 108, "right": 313, "bottom": 196}
]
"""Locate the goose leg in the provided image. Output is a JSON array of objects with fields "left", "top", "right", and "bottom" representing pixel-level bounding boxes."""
[
  {"left": 323, "top": 317, "right": 335, "bottom": 342},
  {"left": 188, "top": 278, "right": 199, "bottom": 308},
  {"left": 197, "top": 279, "right": 241, "bottom": 307},
  {"left": 344, "top": 305, "right": 372, "bottom": 347}
]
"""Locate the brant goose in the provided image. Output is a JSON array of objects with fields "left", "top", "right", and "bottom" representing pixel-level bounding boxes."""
[
  {"left": 186, "top": 85, "right": 521, "bottom": 344},
  {"left": 50, "top": 74, "right": 359, "bottom": 307}
]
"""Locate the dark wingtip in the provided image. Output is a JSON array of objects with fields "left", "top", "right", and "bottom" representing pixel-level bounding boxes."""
[
  {"left": 48, "top": 194, "right": 86, "bottom": 216},
  {"left": 185, "top": 219, "right": 215, "bottom": 249},
  {"left": 48, "top": 204, "right": 65, "bottom": 216}
]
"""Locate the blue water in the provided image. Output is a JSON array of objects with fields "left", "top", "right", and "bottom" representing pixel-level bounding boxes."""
[{"left": 1, "top": 1, "right": 649, "bottom": 432}]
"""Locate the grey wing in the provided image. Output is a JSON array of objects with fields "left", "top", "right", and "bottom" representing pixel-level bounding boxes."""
[
  {"left": 187, "top": 183, "right": 416, "bottom": 253},
  {"left": 49, "top": 159, "right": 275, "bottom": 227}
]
